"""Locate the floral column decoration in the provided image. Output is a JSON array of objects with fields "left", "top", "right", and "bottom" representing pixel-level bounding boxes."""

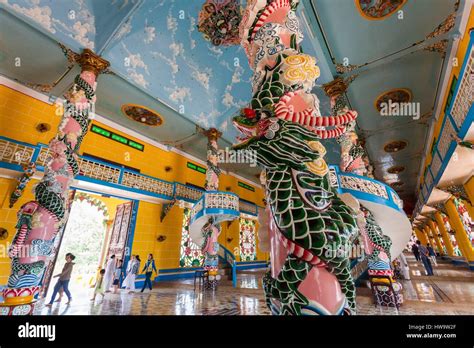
[{"left": 0, "top": 49, "right": 109, "bottom": 316}]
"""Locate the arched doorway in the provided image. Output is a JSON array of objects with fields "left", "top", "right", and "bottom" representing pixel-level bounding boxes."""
[{"left": 44, "top": 191, "right": 131, "bottom": 300}]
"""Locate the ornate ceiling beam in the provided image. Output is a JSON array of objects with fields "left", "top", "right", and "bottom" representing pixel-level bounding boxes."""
[{"left": 436, "top": 184, "right": 469, "bottom": 202}]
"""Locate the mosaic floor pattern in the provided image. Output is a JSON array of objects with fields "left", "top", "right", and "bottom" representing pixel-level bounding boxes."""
[{"left": 33, "top": 256, "right": 474, "bottom": 315}]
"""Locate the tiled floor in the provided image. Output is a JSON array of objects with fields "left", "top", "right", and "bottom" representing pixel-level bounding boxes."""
[{"left": 33, "top": 256, "right": 474, "bottom": 315}]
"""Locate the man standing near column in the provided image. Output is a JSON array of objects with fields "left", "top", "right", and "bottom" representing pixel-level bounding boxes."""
[
  {"left": 411, "top": 242, "right": 421, "bottom": 261},
  {"left": 417, "top": 241, "right": 434, "bottom": 276}
]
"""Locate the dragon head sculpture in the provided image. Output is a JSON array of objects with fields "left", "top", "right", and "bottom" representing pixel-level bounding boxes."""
[{"left": 233, "top": 107, "right": 328, "bottom": 174}]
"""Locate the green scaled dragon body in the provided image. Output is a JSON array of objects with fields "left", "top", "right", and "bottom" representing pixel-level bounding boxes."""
[{"left": 233, "top": 114, "right": 359, "bottom": 314}]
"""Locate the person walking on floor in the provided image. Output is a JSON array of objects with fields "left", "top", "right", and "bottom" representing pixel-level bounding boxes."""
[
  {"left": 45, "top": 253, "right": 76, "bottom": 306},
  {"left": 417, "top": 240, "right": 434, "bottom": 276},
  {"left": 141, "top": 254, "right": 157, "bottom": 293},
  {"left": 123, "top": 255, "right": 140, "bottom": 293},
  {"left": 411, "top": 242, "right": 420, "bottom": 261},
  {"left": 112, "top": 260, "right": 124, "bottom": 294},
  {"left": 91, "top": 269, "right": 106, "bottom": 302},
  {"left": 103, "top": 255, "right": 116, "bottom": 293},
  {"left": 427, "top": 244, "right": 438, "bottom": 266}
]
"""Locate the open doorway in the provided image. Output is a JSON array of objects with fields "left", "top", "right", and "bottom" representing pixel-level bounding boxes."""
[{"left": 43, "top": 190, "right": 133, "bottom": 301}]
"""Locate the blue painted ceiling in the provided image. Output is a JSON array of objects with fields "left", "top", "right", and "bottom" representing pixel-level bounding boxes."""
[{"left": 0, "top": 0, "right": 462, "bottom": 207}]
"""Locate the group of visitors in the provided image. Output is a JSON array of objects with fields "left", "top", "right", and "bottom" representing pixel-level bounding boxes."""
[
  {"left": 411, "top": 240, "right": 437, "bottom": 276},
  {"left": 45, "top": 252, "right": 158, "bottom": 306},
  {"left": 93, "top": 253, "right": 158, "bottom": 301}
]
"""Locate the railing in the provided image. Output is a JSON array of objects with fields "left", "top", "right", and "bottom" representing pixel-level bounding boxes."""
[
  {"left": 0, "top": 137, "right": 37, "bottom": 167},
  {"left": 330, "top": 165, "right": 404, "bottom": 212},
  {"left": 0, "top": 137, "right": 258, "bottom": 216},
  {"left": 218, "top": 243, "right": 237, "bottom": 287},
  {"left": 189, "top": 191, "right": 240, "bottom": 226},
  {"left": 121, "top": 170, "right": 174, "bottom": 197},
  {"left": 175, "top": 183, "right": 203, "bottom": 202},
  {"left": 413, "top": 31, "right": 474, "bottom": 217},
  {"left": 0, "top": 136, "right": 404, "bottom": 215}
]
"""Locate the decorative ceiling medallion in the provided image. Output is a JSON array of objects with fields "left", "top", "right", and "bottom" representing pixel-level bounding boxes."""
[
  {"left": 121, "top": 104, "right": 164, "bottom": 127},
  {"left": 384, "top": 140, "right": 407, "bottom": 153},
  {"left": 198, "top": 0, "right": 242, "bottom": 46},
  {"left": 374, "top": 88, "right": 412, "bottom": 113},
  {"left": 355, "top": 0, "right": 407, "bottom": 20},
  {"left": 387, "top": 165, "right": 405, "bottom": 174}
]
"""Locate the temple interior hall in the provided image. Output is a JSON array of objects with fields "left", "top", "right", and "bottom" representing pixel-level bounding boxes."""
[{"left": 0, "top": 0, "right": 473, "bottom": 318}]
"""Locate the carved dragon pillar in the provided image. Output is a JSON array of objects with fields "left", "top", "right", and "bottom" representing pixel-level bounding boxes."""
[
  {"left": 234, "top": 0, "right": 360, "bottom": 315},
  {"left": 0, "top": 49, "right": 109, "bottom": 315},
  {"left": 322, "top": 77, "right": 373, "bottom": 178},
  {"left": 199, "top": 0, "right": 361, "bottom": 314},
  {"left": 201, "top": 128, "right": 223, "bottom": 290}
]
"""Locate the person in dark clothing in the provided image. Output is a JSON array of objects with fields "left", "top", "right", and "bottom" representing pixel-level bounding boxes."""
[
  {"left": 140, "top": 254, "right": 157, "bottom": 293},
  {"left": 427, "top": 244, "right": 438, "bottom": 266},
  {"left": 416, "top": 240, "right": 434, "bottom": 276},
  {"left": 46, "top": 253, "right": 76, "bottom": 306},
  {"left": 411, "top": 242, "right": 420, "bottom": 261}
]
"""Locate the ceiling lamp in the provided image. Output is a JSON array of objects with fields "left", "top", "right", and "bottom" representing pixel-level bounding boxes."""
[
  {"left": 375, "top": 88, "right": 412, "bottom": 113},
  {"left": 387, "top": 165, "right": 405, "bottom": 174},
  {"left": 355, "top": 0, "right": 408, "bottom": 21},
  {"left": 384, "top": 140, "right": 407, "bottom": 153},
  {"left": 390, "top": 181, "right": 404, "bottom": 188},
  {"left": 121, "top": 104, "right": 163, "bottom": 126},
  {"left": 36, "top": 123, "right": 51, "bottom": 133}
]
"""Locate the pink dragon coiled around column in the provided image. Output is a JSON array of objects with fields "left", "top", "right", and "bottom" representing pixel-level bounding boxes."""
[{"left": 2, "top": 50, "right": 108, "bottom": 315}]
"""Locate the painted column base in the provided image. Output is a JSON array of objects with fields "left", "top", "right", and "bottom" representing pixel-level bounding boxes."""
[
  {"left": 0, "top": 286, "right": 40, "bottom": 315},
  {"left": 203, "top": 279, "right": 218, "bottom": 290},
  {"left": 373, "top": 288, "right": 403, "bottom": 307},
  {"left": 0, "top": 301, "right": 36, "bottom": 315},
  {"left": 268, "top": 298, "right": 346, "bottom": 315}
]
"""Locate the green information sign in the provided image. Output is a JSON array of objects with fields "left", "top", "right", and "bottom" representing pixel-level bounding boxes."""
[
  {"left": 187, "top": 162, "right": 206, "bottom": 174},
  {"left": 238, "top": 181, "right": 255, "bottom": 192},
  {"left": 91, "top": 124, "right": 144, "bottom": 151}
]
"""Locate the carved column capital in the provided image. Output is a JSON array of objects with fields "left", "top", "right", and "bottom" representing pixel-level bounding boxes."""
[
  {"left": 204, "top": 128, "right": 222, "bottom": 142},
  {"left": 74, "top": 48, "right": 110, "bottom": 76},
  {"left": 322, "top": 77, "right": 349, "bottom": 98}
]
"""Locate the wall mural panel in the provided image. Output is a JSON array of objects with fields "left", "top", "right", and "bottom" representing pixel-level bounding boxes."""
[{"left": 239, "top": 218, "right": 256, "bottom": 261}]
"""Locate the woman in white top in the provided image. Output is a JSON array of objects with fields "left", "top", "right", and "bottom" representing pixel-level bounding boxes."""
[
  {"left": 122, "top": 255, "right": 140, "bottom": 293},
  {"left": 103, "top": 255, "right": 116, "bottom": 293}
]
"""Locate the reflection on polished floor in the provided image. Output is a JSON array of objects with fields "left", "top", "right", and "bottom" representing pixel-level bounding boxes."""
[{"left": 34, "top": 256, "right": 474, "bottom": 316}]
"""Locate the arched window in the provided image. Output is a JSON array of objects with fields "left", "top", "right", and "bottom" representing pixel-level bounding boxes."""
[
  {"left": 179, "top": 208, "right": 204, "bottom": 267},
  {"left": 239, "top": 218, "right": 256, "bottom": 261}
]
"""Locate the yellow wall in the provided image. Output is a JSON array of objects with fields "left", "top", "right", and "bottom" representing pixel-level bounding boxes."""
[
  {"left": 0, "top": 83, "right": 267, "bottom": 284},
  {"left": 420, "top": 6, "right": 474, "bottom": 185},
  {"left": 130, "top": 201, "right": 181, "bottom": 270}
]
